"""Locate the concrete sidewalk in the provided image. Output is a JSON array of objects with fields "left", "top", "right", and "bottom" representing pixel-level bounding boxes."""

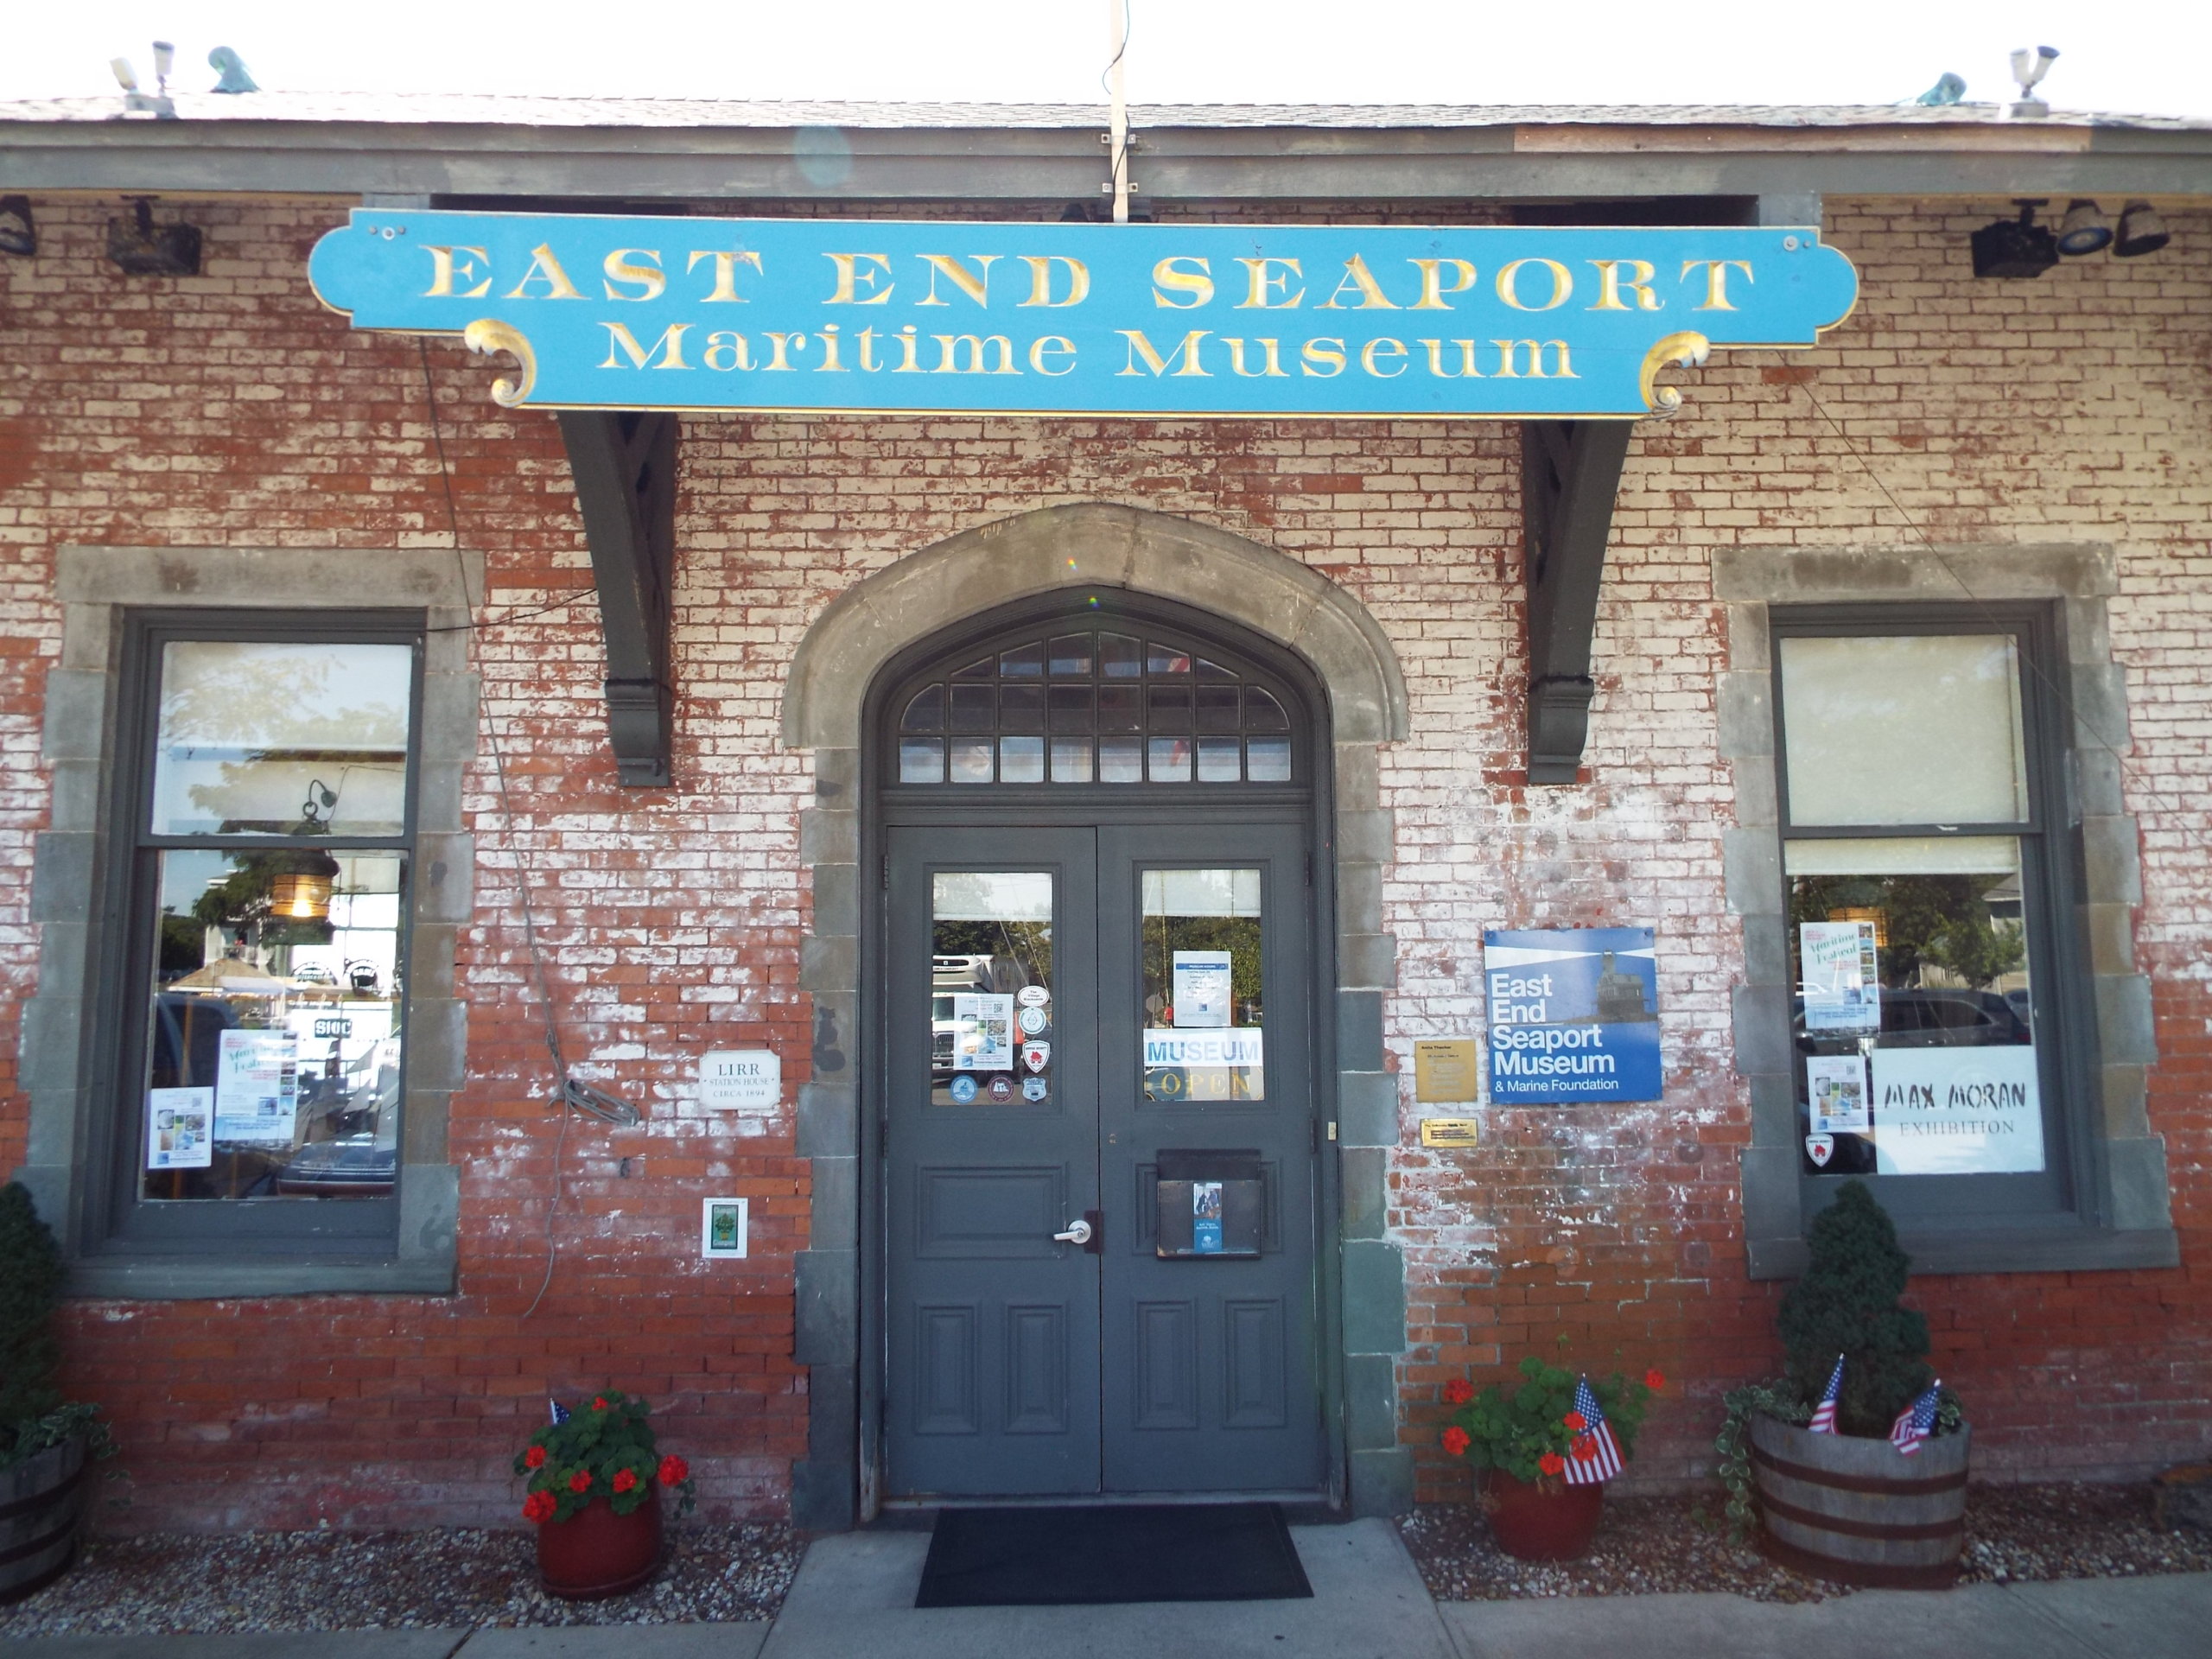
[{"left": 5, "top": 1529, "right": 2208, "bottom": 1659}]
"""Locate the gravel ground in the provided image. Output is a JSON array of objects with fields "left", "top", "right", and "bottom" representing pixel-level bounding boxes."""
[
  {"left": 0, "top": 1522, "right": 801, "bottom": 1637},
  {"left": 1401, "top": 1482, "right": 2212, "bottom": 1603}
]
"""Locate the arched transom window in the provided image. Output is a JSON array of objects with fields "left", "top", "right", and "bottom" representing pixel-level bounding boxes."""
[{"left": 893, "top": 629, "right": 1295, "bottom": 785}]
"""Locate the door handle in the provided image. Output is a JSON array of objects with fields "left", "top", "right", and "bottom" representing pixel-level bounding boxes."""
[{"left": 1052, "top": 1210, "right": 1104, "bottom": 1254}]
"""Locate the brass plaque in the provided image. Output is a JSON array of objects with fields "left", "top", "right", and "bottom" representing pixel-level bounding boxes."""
[
  {"left": 1421, "top": 1117, "right": 1481, "bottom": 1149},
  {"left": 1414, "top": 1039, "right": 1479, "bottom": 1103}
]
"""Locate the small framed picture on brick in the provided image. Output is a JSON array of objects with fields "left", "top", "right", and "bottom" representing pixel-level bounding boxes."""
[{"left": 700, "top": 1197, "right": 749, "bottom": 1260}]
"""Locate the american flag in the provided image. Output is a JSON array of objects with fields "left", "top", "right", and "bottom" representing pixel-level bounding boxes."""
[
  {"left": 1808, "top": 1355, "right": 1846, "bottom": 1435},
  {"left": 550, "top": 1400, "right": 571, "bottom": 1426},
  {"left": 1561, "top": 1376, "right": 1624, "bottom": 1484},
  {"left": 1890, "top": 1380, "right": 1942, "bottom": 1456}
]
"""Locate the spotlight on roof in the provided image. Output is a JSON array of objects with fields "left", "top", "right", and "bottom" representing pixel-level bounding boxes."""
[
  {"left": 2113, "top": 201, "right": 2170, "bottom": 258},
  {"left": 2055, "top": 200, "right": 2113, "bottom": 256},
  {"left": 0, "top": 196, "right": 35, "bottom": 259},
  {"left": 1971, "top": 200, "right": 2058, "bottom": 279},
  {"left": 151, "top": 39, "right": 175, "bottom": 96},
  {"left": 106, "top": 197, "right": 202, "bottom": 277},
  {"left": 110, "top": 52, "right": 175, "bottom": 118},
  {"left": 2009, "top": 44, "right": 2058, "bottom": 117}
]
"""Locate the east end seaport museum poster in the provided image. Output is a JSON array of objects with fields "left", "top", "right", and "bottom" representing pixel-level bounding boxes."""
[
  {"left": 309, "top": 212, "right": 1858, "bottom": 421},
  {"left": 1484, "top": 927, "right": 1662, "bottom": 1104}
]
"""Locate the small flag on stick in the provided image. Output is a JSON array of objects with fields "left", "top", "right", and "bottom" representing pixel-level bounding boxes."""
[
  {"left": 1890, "top": 1380, "right": 1942, "bottom": 1456},
  {"left": 550, "top": 1399, "right": 571, "bottom": 1426},
  {"left": 1808, "top": 1355, "right": 1845, "bottom": 1435},
  {"left": 1561, "top": 1376, "right": 1624, "bottom": 1484}
]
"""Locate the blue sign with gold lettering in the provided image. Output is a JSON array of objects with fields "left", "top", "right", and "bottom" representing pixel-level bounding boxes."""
[{"left": 309, "top": 211, "right": 1856, "bottom": 421}]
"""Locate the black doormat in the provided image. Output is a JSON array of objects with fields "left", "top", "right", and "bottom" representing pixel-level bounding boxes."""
[{"left": 914, "top": 1503, "right": 1313, "bottom": 1607}]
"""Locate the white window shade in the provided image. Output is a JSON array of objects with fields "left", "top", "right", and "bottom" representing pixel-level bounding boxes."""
[
  {"left": 1779, "top": 635, "right": 2029, "bottom": 827},
  {"left": 1784, "top": 836, "right": 2021, "bottom": 876}
]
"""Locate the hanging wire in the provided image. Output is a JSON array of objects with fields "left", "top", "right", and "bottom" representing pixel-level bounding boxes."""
[{"left": 417, "top": 337, "right": 576, "bottom": 1319}]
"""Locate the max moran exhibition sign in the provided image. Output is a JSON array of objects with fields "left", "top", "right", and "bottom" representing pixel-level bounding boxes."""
[{"left": 309, "top": 212, "right": 1859, "bottom": 421}]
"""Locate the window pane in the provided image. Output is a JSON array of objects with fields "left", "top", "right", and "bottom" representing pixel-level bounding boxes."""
[
  {"left": 1196, "top": 737, "right": 1243, "bottom": 781},
  {"left": 1196, "top": 685, "right": 1240, "bottom": 733},
  {"left": 1098, "top": 736, "right": 1143, "bottom": 782},
  {"left": 1000, "top": 642, "right": 1045, "bottom": 678},
  {"left": 141, "top": 849, "right": 406, "bottom": 1201},
  {"left": 150, "top": 642, "right": 412, "bottom": 837},
  {"left": 949, "top": 684, "right": 995, "bottom": 733},
  {"left": 1147, "top": 738, "right": 1192, "bottom": 782},
  {"left": 899, "top": 739, "right": 944, "bottom": 783},
  {"left": 1246, "top": 688, "right": 1289, "bottom": 732},
  {"left": 1147, "top": 642, "right": 1192, "bottom": 676},
  {"left": 931, "top": 872, "right": 1053, "bottom": 1105},
  {"left": 1000, "top": 684, "right": 1044, "bottom": 732},
  {"left": 1049, "top": 684, "right": 1095, "bottom": 732},
  {"left": 1247, "top": 738, "right": 1292, "bottom": 783},
  {"left": 1780, "top": 635, "right": 2029, "bottom": 827},
  {"left": 1141, "top": 868, "right": 1264, "bottom": 1103},
  {"left": 951, "top": 656, "right": 994, "bottom": 681},
  {"left": 1100, "top": 634, "right": 1142, "bottom": 678},
  {"left": 999, "top": 735, "right": 1045, "bottom": 783},
  {"left": 1048, "top": 635, "right": 1094, "bottom": 678},
  {"left": 1050, "top": 739, "right": 1094, "bottom": 783},
  {"left": 900, "top": 685, "right": 944, "bottom": 733},
  {"left": 1098, "top": 685, "right": 1142, "bottom": 732},
  {"left": 1789, "top": 837, "right": 2044, "bottom": 1179},
  {"left": 1147, "top": 684, "right": 1193, "bottom": 733},
  {"left": 949, "top": 740, "right": 995, "bottom": 783}
]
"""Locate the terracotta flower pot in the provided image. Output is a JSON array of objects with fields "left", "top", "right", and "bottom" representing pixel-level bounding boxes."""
[
  {"left": 536, "top": 1490, "right": 663, "bottom": 1600},
  {"left": 1480, "top": 1466, "right": 1605, "bottom": 1562}
]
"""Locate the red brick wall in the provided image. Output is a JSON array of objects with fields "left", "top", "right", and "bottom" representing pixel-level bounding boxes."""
[{"left": 1, "top": 194, "right": 2206, "bottom": 1529}]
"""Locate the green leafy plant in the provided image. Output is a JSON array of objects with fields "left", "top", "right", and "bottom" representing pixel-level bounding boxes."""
[
  {"left": 514, "top": 1391, "right": 697, "bottom": 1525},
  {"left": 1441, "top": 1347, "right": 1662, "bottom": 1486},
  {"left": 1715, "top": 1180, "right": 1963, "bottom": 1539},
  {"left": 1777, "top": 1179, "right": 1935, "bottom": 1435},
  {"left": 0, "top": 1181, "right": 114, "bottom": 1471}
]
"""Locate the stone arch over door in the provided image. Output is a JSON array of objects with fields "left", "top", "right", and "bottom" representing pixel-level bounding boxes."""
[{"left": 781, "top": 502, "right": 1411, "bottom": 1529}]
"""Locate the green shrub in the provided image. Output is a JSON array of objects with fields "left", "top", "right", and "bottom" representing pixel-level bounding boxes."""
[
  {"left": 1775, "top": 1179, "right": 1933, "bottom": 1436},
  {"left": 0, "top": 1181, "right": 67, "bottom": 1448}
]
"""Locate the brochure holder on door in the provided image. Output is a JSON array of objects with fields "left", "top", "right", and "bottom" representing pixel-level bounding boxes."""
[{"left": 1154, "top": 1147, "right": 1263, "bottom": 1258}]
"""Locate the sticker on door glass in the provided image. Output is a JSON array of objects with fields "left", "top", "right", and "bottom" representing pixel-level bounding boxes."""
[
  {"left": 1805, "top": 1052, "right": 1871, "bottom": 1135},
  {"left": 1143, "top": 1028, "right": 1265, "bottom": 1103},
  {"left": 950, "top": 994, "right": 1014, "bottom": 1071},
  {"left": 1172, "top": 951, "right": 1233, "bottom": 1028}
]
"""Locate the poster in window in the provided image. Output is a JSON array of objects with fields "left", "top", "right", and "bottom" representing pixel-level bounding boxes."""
[
  {"left": 1801, "top": 921, "right": 1880, "bottom": 1033},
  {"left": 1872, "top": 1047, "right": 2044, "bottom": 1175},
  {"left": 1482, "top": 927, "right": 1662, "bottom": 1103},
  {"left": 146, "top": 1086, "right": 213, "bottom": 1170},
  {"left": 950, "top": 994, "right": 1015, "bottom": 1071},
  {"left": 1804, "top": 1052, "right": 1871, "bottom": 1135},
  {"left": 1143, "top": 1027, "right": 1264, "bottom": 1102},
  {"left": 213, "top": 1029, "right": 299, "bottom": 1145},
  {"left": 1171, "top": 950, "right": 1234, "bottom": 1028}
]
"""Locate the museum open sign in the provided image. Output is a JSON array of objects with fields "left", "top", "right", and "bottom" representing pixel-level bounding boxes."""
[{"left": 308, "top": 212, "right": 1859, "bottom": 421}]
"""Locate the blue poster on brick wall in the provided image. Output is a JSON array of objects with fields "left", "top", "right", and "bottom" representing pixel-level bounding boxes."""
[{"left": 1483, "top": 928, "right": 1662, "bottom": 1103}]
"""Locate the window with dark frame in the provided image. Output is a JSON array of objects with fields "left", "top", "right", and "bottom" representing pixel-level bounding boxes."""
[
  {"left": 104, "top": 616, "right": 423, "bottom": 1249},
  {"left": 1773, "top": 605, "right": 2082, "bottom": 1221}
]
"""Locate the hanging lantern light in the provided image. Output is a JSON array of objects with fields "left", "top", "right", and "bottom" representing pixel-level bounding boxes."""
[{"left": 267, "top": 851, "right": 342, "bottom": 921}]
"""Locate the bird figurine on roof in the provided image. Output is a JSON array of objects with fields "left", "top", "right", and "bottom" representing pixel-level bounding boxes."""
[
  {"left": 1909, "top": 73, "right": 1967, "bottom": 106},
  {"left": 208, "top": 46, "right": 258, "bottom": 94}
]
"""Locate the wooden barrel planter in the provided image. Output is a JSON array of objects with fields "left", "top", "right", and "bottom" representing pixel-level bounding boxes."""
[
  {"left": 0, "top": 1435, "right": 91, "bottom": 1604},
  {"left": 1749, "top": 1413, "right": 1969, "bottom": 1589}
]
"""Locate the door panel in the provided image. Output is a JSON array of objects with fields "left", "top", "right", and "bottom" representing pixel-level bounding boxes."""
[
  {"left": 885, "top": 829, "right": 1100, "bottom": 1497},
  {"left": 1097, "top": 823, "right": 1323, "bottom": 1493}
]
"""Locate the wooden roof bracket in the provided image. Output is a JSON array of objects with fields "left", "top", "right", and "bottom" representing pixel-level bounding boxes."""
[
  {"left": 1520, "top": 419, "right": 1632, "bottom": 785},
  {"left": 556, "top": 410, "right": 679, "bottom": 788}
]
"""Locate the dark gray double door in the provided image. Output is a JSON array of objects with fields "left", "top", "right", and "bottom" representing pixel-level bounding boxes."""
[{"left": 885, "top": 820, "right": 1323, "bottom": 1498}]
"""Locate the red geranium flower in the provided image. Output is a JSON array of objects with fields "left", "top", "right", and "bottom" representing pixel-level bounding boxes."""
[
  {"left": 522, "top": 1491, "right": 556, "bottom": 1523},
  {"left": 1563, "top": 1410, "right": 1587, "bottom": 1431},
  {"left": 1539, "top": 1452, "right": 1567, "bottom": 1477},
  {"left": 592, "top": 1395, "right": 609, "bottom": 1412},
  {"left": 524, "top": 1446, "right": 547, "bottom": 1469},
  {"left": 1441, "top": 1426, "right": 1471, "bottom": 1458},
  {"left": 568, "top": 1470, "right": 593, "bottom": 1493},
  {"left": 1573, "top": 1438, "right": 1599, "bottom": 1460},
  {"left": 1645, "top": 1369, "right": 1666, "bottom": 1391},
  {"left": 658, "top": 1454, "right": 689, "bottom": 1486},
  {"left": 1442, "top": 1378, "right": 1474, "bottom": 1406},
  {"left": 613, "top": 1468, "right": 639, "bottom": 1494}
]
